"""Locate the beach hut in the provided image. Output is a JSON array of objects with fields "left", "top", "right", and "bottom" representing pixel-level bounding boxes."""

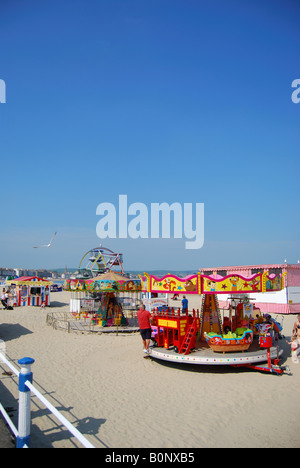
[{"left": 6, "top": 276, "right": 52, "bottom": 307}]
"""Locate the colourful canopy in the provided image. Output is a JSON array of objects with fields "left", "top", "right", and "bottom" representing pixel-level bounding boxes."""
[
  {"left": 64, "top": 273, "right": 141, "bottom": 292},
  {"left": 141, "top": 271, "right": 285, "bottom": 295},
  {"left": 6, "top": 276, "right": 52, "bottom": 286},
  {"left": 88, "top": 272, "right": 131, "bottom": 283}
]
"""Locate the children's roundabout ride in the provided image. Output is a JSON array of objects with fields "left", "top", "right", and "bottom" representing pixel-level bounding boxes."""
[
  {"left": 140, "top": 271, "right": 289, "bottom": 375},
  {"left": 64, "top": 246, "right": 141, "bottom": 329}
]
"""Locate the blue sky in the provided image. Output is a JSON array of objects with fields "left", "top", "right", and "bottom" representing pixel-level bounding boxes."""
[{"left": 0, "top": 0, "right": 299, "bottom": 271}]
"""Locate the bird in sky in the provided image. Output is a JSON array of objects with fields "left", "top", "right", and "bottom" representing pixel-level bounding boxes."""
[{"left": 33, "top": 232, "right": 57, "bottom": 248}]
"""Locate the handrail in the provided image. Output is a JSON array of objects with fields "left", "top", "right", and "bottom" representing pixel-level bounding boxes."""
[
  {"left": 0, "top": 401, "right": 19, "bottom": 438},
  {"left": 24, "top": 380, "right": 94, "bottom": 448},
  {"left": 0, "top": 352, "right": 20, "bottom": 376},
  {"left": 0, "top": 352, "right": 95, "bottom": 448}
]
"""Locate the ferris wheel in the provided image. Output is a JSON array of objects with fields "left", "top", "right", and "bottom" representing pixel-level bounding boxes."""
[{"left": 78, "top": 246, "right": 124, "bottom": 278}]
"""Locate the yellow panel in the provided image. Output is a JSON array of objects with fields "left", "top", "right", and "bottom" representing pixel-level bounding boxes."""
[{"left": 158, "top": 319, "right": 178, "bottom": 329}]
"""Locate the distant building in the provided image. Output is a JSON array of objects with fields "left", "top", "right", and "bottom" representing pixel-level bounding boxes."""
[
  {"left": 0, "top": 268, "right": 15, "bottom": 277},
  {"left": 0, "top": 267, "right": 54, "bottom": 279}
]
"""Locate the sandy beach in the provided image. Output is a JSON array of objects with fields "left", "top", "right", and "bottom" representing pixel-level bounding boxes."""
[{"left": 0, "top": 291, "right": 300, "bottom": 448}]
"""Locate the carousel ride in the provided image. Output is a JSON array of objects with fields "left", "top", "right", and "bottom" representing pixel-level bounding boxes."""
[
  {"left": 64, "top": 246, "right": 141, "bottom": 328},
  {"left": 141, "top": 271, "right": 289, "bottom": 374}
]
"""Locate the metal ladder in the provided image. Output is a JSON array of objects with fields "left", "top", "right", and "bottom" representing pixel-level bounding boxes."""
[{"left": 179, "top": 319, "right": 197, "bottom": 355}]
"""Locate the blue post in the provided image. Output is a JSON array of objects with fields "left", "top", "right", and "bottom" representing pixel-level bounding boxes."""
[{"left": 17, "top": 357, "right": 35, "bottom": 448}]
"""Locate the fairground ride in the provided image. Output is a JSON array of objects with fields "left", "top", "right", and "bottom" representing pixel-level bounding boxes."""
[{"left": 77, "top": 246, "right": 124, "bottom": 279}]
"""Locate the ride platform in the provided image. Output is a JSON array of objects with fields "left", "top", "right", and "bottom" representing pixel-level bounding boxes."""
[{"left": 149, "top": 340, "right": 283, "bottom": 367}]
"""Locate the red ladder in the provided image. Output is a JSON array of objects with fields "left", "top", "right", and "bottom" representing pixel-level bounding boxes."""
[{"left": 179, "top": 320, "right": 197, "bottom": 355}]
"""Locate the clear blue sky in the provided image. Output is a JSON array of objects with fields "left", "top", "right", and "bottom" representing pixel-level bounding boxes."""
[{"left": 0, "top": 0, "right": 299, "bottom": 271}]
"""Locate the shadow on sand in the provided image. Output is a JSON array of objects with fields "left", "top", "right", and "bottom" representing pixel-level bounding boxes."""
[
  {"left": 0, "top": 323, "right": 33, "bottom": 342},
  {"left": 49, "top": 301, "right": 69, "bottom": 308}
]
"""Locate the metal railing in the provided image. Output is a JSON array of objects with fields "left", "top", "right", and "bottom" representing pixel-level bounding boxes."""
[
  {"left": 0, "top": 352, "right": 95, "bottom": 448},
  {"left": 46, "top": 311, "right": 139, "bottom": 334}
]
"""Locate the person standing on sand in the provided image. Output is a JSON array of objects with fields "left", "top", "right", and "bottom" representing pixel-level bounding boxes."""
[
  {"left": 137, "top": 304, "right": 152, "bottom": 354},
  {"left": 292, "top": 314, "right": 300, "bottom": 345},
  {"left": 286, "top": 336, "right": 299, "bottom": 364}
]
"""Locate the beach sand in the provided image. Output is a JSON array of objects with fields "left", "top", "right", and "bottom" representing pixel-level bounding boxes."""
[{"left": 0, "top": 291, "right": 300, "bottom": 448}]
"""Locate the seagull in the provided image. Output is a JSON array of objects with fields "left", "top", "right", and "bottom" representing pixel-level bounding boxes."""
[{"left": 33, "top": 232, "right": 57, "bottom": 248}]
